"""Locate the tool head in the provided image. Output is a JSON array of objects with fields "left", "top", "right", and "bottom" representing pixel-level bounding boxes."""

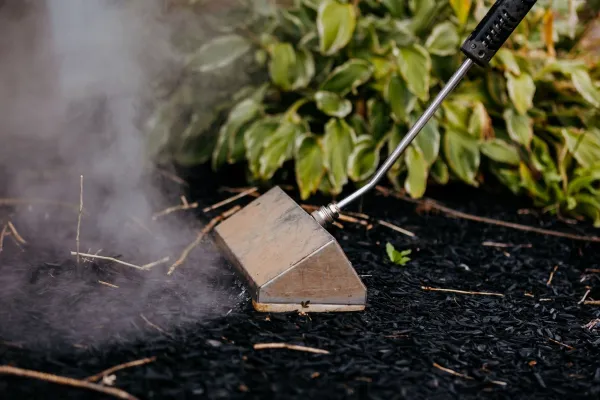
[{"left": 214, "top": 186, "right": 366, "bottom": 313}]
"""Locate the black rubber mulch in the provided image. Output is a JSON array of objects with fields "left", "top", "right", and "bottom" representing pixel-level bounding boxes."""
[{"left": 1, "top": 164, "right": 600, "bottom": 400}]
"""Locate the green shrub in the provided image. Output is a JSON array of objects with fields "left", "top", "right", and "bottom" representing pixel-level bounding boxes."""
[{"left": 151, "top": 0, "right": 600, "bottom": 226}]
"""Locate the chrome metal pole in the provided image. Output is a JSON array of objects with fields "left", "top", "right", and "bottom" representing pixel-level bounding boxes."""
[{"left": 312, "top": 58, "right": 474, "bottom": 226}]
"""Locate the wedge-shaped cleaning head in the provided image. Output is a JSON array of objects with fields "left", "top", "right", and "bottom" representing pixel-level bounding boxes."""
[{"left": 214, "top": 187, "right": 366, "bottom": 312}]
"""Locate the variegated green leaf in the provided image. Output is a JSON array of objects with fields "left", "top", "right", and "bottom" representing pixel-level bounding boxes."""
[
  {"left": 317, "top": 0, "right": 357, "bottom": 55},
  {"left": 395, "top": 44, "right": 431, "bottom": 101},
  {"left": 506, "top": 72, "right": 536, "bottom": 115},
  {"left": 295, "top": 134, "right": 326, "bottom": 200},
  {"left": 323, "top": 118, "right": 357, "bottom": 194},
  {"left": 405, "top": 146, "right": 428, "bottom": 198}
]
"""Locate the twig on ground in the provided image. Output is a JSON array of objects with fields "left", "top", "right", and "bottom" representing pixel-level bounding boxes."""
[
  {"left": 584, "top": 300, "right": 600, "bottom": 306},
  {"left": 7, "top": 222, "right": 26, "bottom": 245},
  {"left": 0, "top": 224, "right": 8, "bottom": 253},
  {"left": 300, "top": 204, "right": 317, "bottom": 212},
  {"left": 433, "top": 363, "right": 507, "bottom": 386},
  {"left": 203, "top": 188, "right": 257, "bottom": 213},
  {"left": 378, "top": 220, "right": 415, "bottom": 237},
  {"left": 433, "top": 362, "right": 473, "bottom": 380},
  {"left": 546, "top": 265, "right": 559, "bottom": 286},
  {"left": 344, "top": 211, "right": 370, "bottom": 220},
  {"left": 578, "top": 289, "right": 590, "bottom": 304},
  {"left": 219, "top": 187, "right": 261, "bottom": 197},
  {"left": 76, "top": 175, "right": 83, "bottom": 265},
  {"left": 421, "top": 286, "right": 504, "bottom": 297},
  {"left": 167, "top": 215, "right": 224, "bottom": 276},
  {"left": 221, "top": 205, "right": 242, "bottom": 219},
  {"left": 253, "top": 343, "right": 329, "bottom": 354},
  {"left": 339, "top": 214, "right": 368, "bottom": 226},
  {"left": 332, "top": 222, "right": 344, "bottom": 229},
  {"left": 583, "top": 319, "right": 600, "bottom": 330},
  {"left": 482, "top": 241, "right": 532, "bottom": 248},
  {"left": 0, "top": 366, "right": 137, "bottom": 400},
  {"left": 524, "top": 292, "right": 535, "bottom": 298},
  {"left": 156, "top": 168, "right": 188, "bottom": 186},
  {"left": 140, "top": 314, "right": 173, "bottom": 339},
  {"left": 141, "top": 256, "right": 170, "bottom": 270},
  {"left": 585, "top": 269, "right": 600, "bottom": 273},
  {"left": 375, "top": 186, "right": 600, "bottom": 243},
  {"left": 70, "top": 252, "right": 145, "bottom": 271},
  {"left": 548, "top": 338, "right": 575, "bottom": 350},
  {"left": 99, "top": 281, "right": 119, "bottom": 289},
  {"left": 152, "top": 198, "right": 199, "bottom": 220},
  {"left": 85, "top": 357, "right": 157, "bottom": 382}
]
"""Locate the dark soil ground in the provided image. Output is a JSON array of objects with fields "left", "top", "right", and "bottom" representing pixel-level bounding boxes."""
[{"left": 1, "top": 164, "right": 600, "bottom": 400}]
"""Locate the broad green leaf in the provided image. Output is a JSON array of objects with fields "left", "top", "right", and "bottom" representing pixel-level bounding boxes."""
[
  {"left": 384, "top": 20, "right": 417, "bottom": 47},
  {"left": 492, "top": 48, "right": 521, "bottom": 75},
  {"left": 212, "top": 126, "right": 229, "bottom": 171},
  {"left": 568, "top": 167, "right": 600, "bottom": 195},
  {"left": 425, "top": 22, "right": 460, "bottom": 56},
  {"left": 268, "top": 43, "right": 296, "bottom": 90},
  {"left": 259, "top": 121, "right": 304, "bottom": 180},
  {"left": 188, "top": 35, "right": 251, "bottom": 73},
  {"left": 431, "top": 158, "right": 449, "bottom": 184},
  {"left": 573, "top": 194, "right": 600, "bottom": 228},
  {"left": 319, "top": 174, "right": 335, "bottom": 196},
  {"left": 226, "top": 99, "right": 263, "bottom": 163},
  {"left": 323, "top": 119, "right": 357, "bottom": 194},
  {"left": 562, "top": 129, "right": 600, "bottom": 168},
  {"left": 268, "top": 44, "right": 315, "bottom": 91},
  {"left": 349, "top": 114, "right": 368, "bottom": 137},
  {"left": 174, "top": 113, "right": 217, "bottom": 166},
  {"left": 395, "top": 44, "right": 431, "bottom": 101},
  {"left": 492, "top": 167, "right": 522, "bottom": 195},
  {"left": 519, "top": 162, "right": 551, "bottom": 203},
  {"left": 442, "top": 99, "right": 471, "bottom": 129},
  {"left": 480, "top": 139, "right": 520, "bottom": 165},
  {"left": 531, "top": 137, "right": 560, "bottom": 180},
  {"left": 317, "top": 0, "right": 357, "bottom": 55},
  {"left": 486, "top": 72, "right": 509, "bottom": 106},
  {"left": 444, "top": 129, "right": 480, "bottom": 186},
  {"left": 572, "top": 69, "right": 600, "bottom": 108},
  {"left": 370, "top": 56, "right": 396, "bottom": 80},
  {"left": 385, "top": 74, "right": 416, "bottom": 123},
  {"left": 293, "top": 47, "right": 316, "bottom": 89},
  {"left": 409, "top": 0, "right": 439, "bottom": 35},
  {"left": 386, "top": 243, "right": 412, "bottom": 266},
  {"left": 244, "top": 117, "right": 280, "bottom": 177},
  {"left": 367, "top": 99, "right": 392, "bottom": 145},
  {"left": 295, "top": 134, "right": 325, "bottom": 200},
  {"left": 387, "top": 125, "right": 405, "bottom": 174},
  {"left": 413, "top": 119, "right": 440, "bottom": 166},
  {"left": 504, "top": 109, "right": 533, "bottom": 148},
  {"left": 449, "top": 0, "right": 472, "bottom": 26},
  {"left": 211, "top": 98, "right": 262, "bottom": 170},
  {"left": 314, "top": 91, "right": 352, "bottom": 118},
  {"left": 506, "top": 72, "right": 536, "bottom": 115},
  {"left": 405, "top": 146, "right": 428, "bottom": 198},
  {"left": 348, "top": 136, "right": 380, "bottom": 182},
  {"left": 380, "top": 0, "right": 406, "bottom": 18},
  {"left": 320, "top": 59, "right": 374, "bottom": 95},
  {"left": 468, "top": 102, "right": 493, "bottom": 139}
]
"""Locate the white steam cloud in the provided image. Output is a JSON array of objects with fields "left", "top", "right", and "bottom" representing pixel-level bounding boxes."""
[{"left": 0, "top": 0, "right": 241, "bottom": 349}]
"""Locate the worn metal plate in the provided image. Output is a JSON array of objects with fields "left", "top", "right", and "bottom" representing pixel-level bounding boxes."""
[{"left": 214, "top": 186, "right": 366, "bottom": 312}]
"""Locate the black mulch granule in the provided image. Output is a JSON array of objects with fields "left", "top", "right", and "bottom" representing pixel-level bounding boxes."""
[{"left": 1, "top": 164, "right": 599, "bottom": 400}]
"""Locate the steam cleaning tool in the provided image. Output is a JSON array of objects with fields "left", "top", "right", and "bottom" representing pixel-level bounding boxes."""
[{"left": 215, "top": 0, "right": 538, "bottom": 312}]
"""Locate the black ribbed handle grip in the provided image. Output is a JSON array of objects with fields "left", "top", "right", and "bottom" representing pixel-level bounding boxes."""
[{"left": 461, "top": 0, "right": 538, "bottom": 66}]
